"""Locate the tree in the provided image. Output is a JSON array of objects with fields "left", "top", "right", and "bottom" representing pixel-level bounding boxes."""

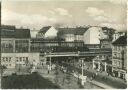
[
  {"left": 54, "top": 64, "right": 59, "bottom": 84},
  {"left": 0, "top": 65, "right": 7, "bottom": 75}
]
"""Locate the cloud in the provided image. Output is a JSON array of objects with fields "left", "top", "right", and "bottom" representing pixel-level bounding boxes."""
[
  {"left": 86, "top": 7, "right": 116, "bottom": 23},
  {"left": 100, "top": 23, "right": 126, "bottom": 32},
  {"left": 2, "top": 9, "right": 57, "bottom": 29},
  {"left": 94, "top": 15, "right": 116, "bottom": 23},
  {"left": 86, "top": 7, "right": 104, "bottom": 16},
  {"left": 48, "top": 10, "right": 55, "bottom": 15},
  {"left": 94, "top": 16, "right": 108, "bottom": 22},
  {"left": 55, "top": 8, "right": 72, "bottom": 17},
  {"left": 109, "top": 0, "right": 127, "bottom": 5}
]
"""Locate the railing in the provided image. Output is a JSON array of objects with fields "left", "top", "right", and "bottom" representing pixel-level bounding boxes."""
[{"left": 41, "top": 51, "right": 112, "bottom": 57}]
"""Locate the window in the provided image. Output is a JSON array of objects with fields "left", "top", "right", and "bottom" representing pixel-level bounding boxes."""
[
  {"left": 6, "top": 58, "right": 8, "bottom": 62},
  {"left": 20, "top": 57, "right": 22, "bottom": 62},
  {"left": 114, "top": 53, "right": 117, "bottom": 58},
  {"left": 15, "top": 40, "right": 29, "bottom": 53},
  {"left": 26, "top": 57, "right": 28, "bottom": 60},
  {"left": 6, "top": 64, "right": 8, "bottom": 67},
  {"left": 115, "top": 46, "right": 117, "bottom": 51}
]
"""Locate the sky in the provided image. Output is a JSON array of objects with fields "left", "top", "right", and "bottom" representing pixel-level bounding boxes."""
[{"left": 1, "top": 0, "right": 127, "bottom": 37}]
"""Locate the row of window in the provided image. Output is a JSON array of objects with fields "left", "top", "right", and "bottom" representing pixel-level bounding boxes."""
[
  {"left": 113, "top": 52, "right": 123, "bottom": 59},
  {"left": 16, "top": 57, "right": 28, "bottom": 62},
  {"left": 113, "top": 46, "right": 124, "bottom": 51},
  {"left": 1, "top": 57, "right": 29, "bottom": 62},
  {"left": 2, "top": 63, "right": 29, "bottom": 68},
  {"left": 1, "top": 57, "right": 12, "bottom": 62},
  {"left": 113, "top": 60, "right": 122, "bottom": 68},
  {"left": 16, "top": 64, "right": 28, "bottom": 66},
  {"left": 2, "top": 63, "right": 12, "bottom": 67},
  {"left": 1, "top": 40, "right": 30, "bottom": 53}
]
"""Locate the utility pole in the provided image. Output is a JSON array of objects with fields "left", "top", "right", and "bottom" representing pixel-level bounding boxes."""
[
  {"left": 81, "top": 59, "right": 84, "bottom": 76},
  {"left": 80, "top": 58, "right": 87, "bottom": 86},
  {"left": 49, "top": 53, "right": 51, "bottom": 71}
]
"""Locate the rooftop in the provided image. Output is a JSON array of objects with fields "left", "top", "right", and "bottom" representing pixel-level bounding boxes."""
[
  {"left": 57, "top": 27, "right": 89, "bottom": 35},
  {"left": 112, "top": 35, "right": 127, "bottom": 45},
  {"left": 38, "top": 26, "right": 52, "bottom": 34},
  {"left": 1, "top": 25, "right": 31, "bottom": 38}
]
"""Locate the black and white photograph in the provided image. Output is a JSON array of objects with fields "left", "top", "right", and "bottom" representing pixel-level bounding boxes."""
[{"left": 0, "top": 0, "right": 127, "bottom": 89}]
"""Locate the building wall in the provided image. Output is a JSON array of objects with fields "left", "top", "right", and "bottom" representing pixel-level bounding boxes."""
[
  {"left": 1, "top": 38, "right": 15, "bottom": 53},
  {"left": 112, "top": 45, "right": 127, "bottom": 70},
  {"left": 75, "top": 35, "right": 83, "bottom": 41},
  {"left": 1, "top": 53, "right": 40, "bottom": 69},
  {"left": 124, "top": 47, "right": 127, "bottom": 70},
  {"left": 15, "top": 39, "right": 30, "bottom": 53},
  {"left": 83, "top": 27, "right": 101, "bottom": 44},
  {"left": 100, "top": 40, "right": 112, "bottom": 49},
  {"left": 64, "top": 34, "right": 75, "bottom": 42},
  {"left": 36, "top": 33, "right": 44, "bottom": 38},
  {"left": 100, "top": 29, "right": 109, "bottom": 39},
  {"left": 1, "top": 38, "right": 30, "bottom": 53},
  {"left": 83, "top": 29, "right": 90, "bottom": 44}
]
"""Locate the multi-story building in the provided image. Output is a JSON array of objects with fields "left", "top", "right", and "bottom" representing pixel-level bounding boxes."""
[
  {"left": 112, "top": 34, "right": 127, "bottom": 80},
  {"left": 30, "top": 38, "right": 59, "bottom": 52},
  {"left": 92, "top": 48, "right": 112, "bottom": 73},
  {"left": 30, "top": 38, "right": 85, "bottom": 53},
  {"left": 92, "top": 27, "right": 115, "bottom": 73},
  {"left": 100, "top": 39, "right": 112, "bottom": 49},
  {"left": 1, "top": 25, "right": 40, "bottom": 69},
  {"left": 57, "top": 27, "right": 88, "bottom": 42},
  {"left": 83, "top": 26, "right": 101, "bottom": 44}
]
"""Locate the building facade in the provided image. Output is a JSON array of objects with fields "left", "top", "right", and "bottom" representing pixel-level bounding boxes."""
[
  {"left": 83, "top": 26, "right": 101, "bottom": 44},
  {"left": 57, "top": 27, "right": 88, "bottom": 42},
  {"left": 112, "top": 35, "right": 127, "bottom": 80},
  {"left": 100, "top": 39, "right": 112, "bottom": 49},
  {"left": 1, "top": 25, "right": 40, "bottom": 69}
]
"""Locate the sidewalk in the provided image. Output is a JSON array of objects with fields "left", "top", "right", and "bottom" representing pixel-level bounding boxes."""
[
  {"left": 37, "top": 67, "right": 102, "bottom": 89},
  {"left": 86, "top": 68, "right": 127, "bottom": 89},
  {"left": 89, "top": 80, "right": 113, "bottom": 89},
  {"left": 62, "top": 62, "right": 127, "bottom": 89}
]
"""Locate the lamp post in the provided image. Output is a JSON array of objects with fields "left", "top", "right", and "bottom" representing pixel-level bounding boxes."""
[
  {"left": 49, "top": 48, "right": 54, "bottom": 71},
  {"left": 80, "top": 58, "right": 87, "bottom": 86},
  {"left": 49, "top": 51, "right": 52, "bottom": 71},
  {"left": 81, "top": 59, "right": 84, "bottom": 77}
]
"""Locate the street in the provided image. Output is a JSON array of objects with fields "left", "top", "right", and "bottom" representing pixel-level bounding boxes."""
[{"left": 1, "top": 72, "right": 60, "bottom": 89}]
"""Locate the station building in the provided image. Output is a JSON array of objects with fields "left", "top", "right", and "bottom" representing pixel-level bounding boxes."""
[{"left": 1, "top": 25, "right": 40, "bottom": 69}]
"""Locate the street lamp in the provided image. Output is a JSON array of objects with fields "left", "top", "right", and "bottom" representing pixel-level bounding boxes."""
[
  {"left": 80, "top": 58, "right": 87, "bottom": 86},
  {"left": 49, "top": 51, "right": 52, "bottom": 71},
  {"left": 80, "top": 58, "right": 84, "bottom": 76},
  {"left": 49, "top": 48, "right": 54, "bottom": 71}
]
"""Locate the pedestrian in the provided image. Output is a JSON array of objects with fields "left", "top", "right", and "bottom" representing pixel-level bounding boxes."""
[
  {"left": 92, "top": 73, "right": 95, "bottom": 79},
  {"left": 62, "top": 76, "right": 65, "bottom": 85},
  {"left": 90, "top": 76, "right": 93, "bottom": 81},
  {"left": 107, "top": 73, "right": 109, "bottom": 76},
  {"left": 95, "top": 72, "right": 98, "bottom": 76},
  {"left": 48, "top": 70, "right": 49, "bottom": 74}
]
